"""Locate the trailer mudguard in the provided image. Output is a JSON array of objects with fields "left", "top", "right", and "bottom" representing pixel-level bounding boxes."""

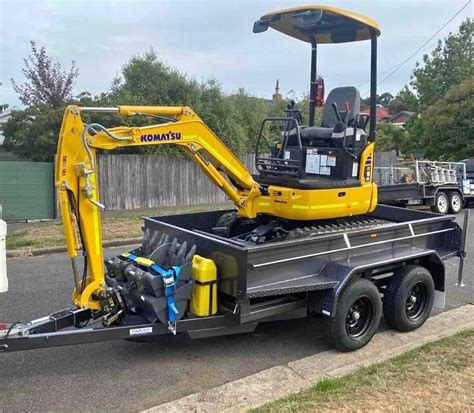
[{"left": 308, "top": 250, "right": 446, "bottom": 317}]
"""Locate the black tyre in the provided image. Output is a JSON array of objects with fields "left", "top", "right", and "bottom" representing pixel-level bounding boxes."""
[
  {"left": 448, "top": 191, "right": 463, "bottom": 214},
  {"left": 326, "top": 278, "right": 382, "bottom": 352},
  {"left": 383, "top": 265, "right": 434, "bottom": 332},
  {"left": 431, "top": 191, "right": 449, "bottom": 214}
]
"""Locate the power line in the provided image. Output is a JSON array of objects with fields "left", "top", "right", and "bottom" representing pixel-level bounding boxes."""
[
  {"left": 361, "top": 0, "right": 472, "bottom": 96},
  {"left": 355, "top": 42, "right": 438, "bottom": 89}
]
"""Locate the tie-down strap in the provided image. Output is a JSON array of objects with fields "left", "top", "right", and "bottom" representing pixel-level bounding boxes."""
[{"left": 121, "top": 253, "right": 182, "bottom": 334}]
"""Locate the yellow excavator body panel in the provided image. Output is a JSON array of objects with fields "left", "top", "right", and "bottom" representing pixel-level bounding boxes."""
[
  {"left": 252, "top": 143, "right": 377, "bottom": 220},
  {"left": 255, "top": 184, "right": 377, "bottom": 220}
]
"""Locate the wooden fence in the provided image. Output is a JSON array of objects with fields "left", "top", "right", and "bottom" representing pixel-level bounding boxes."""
[
  {"left": 96, "top": 153, "right": 258, "bottom": 210},
  {"left": 96, "top": 151, "right": 397, "bottom": 211}
]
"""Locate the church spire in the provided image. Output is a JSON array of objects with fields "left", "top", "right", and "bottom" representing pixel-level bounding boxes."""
[{"left": 272, "top": 79, "right": 282, "bottom": 101}]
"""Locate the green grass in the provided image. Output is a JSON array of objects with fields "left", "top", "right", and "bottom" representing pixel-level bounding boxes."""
[
  {"left": 6, "top": 202, "right": 232, "bottom": 250},
  {"left": 5, "top": 231, "right": 37, "bottom": 249},
  {"left": 251, "top": 329, "right": 474, "bottom": 412}
]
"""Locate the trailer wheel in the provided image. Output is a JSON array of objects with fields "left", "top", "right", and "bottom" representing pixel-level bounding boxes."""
[
  {"left": 448, "top": 191, "right": 463, "bottom": 214},
  {"left": 383, "top": 265, "right": 434, "bottom": 332},
  {"left": 326, "top": 278, "right": 382, "bottom": 352},
  {"left": 431, "top": 191, "right": 449, "bottom": 214}
]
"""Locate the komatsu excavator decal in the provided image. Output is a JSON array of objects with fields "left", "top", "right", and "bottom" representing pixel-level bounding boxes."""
[{"left": 140, "top": 132, "right": 182, "bottom": 142}]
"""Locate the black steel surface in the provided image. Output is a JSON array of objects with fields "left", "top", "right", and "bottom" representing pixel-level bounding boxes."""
[
  {"left": 145, "top": 205, "right": 461, "bottom": 313},
  {"left": 0, "top": 313, "right": 236, "bottom": 353}
]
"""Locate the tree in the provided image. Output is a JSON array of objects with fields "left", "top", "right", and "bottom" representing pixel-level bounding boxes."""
[
  {"left": 395, "top": 86, "right": 418, "bottom": 112},
  {"left": 375, "top": 123, "right": 409, "bottom": 154},
  {"left": 416, "top": 78, "right": 474, "bottom": 161},
  {"left": 387, "top": 99, "right": 407, "bottom": 115},
  {"left": 11, "top": 41, "right": 78, "bottom": 108},
  {"left": 2, "top": 92, "right": 110, "bottom": 161},
  {"left": 2, "top": 107, "right": 64, "bottom": 160},
  {"left": 379, "top": 92, "right": 394, "bottom": 107},
  {"left": 228, "top": 88, "right": 268, "bottom": 153},
  {"left": 401, "top": 115, "right": 424, "bottom": 156},
  {"left": 410, "top": 19, "right": 473, "bottom": 110},
  {"left": 111, "top": 50, "right": 270, "bottom": 156},
  {"left": 361, "top": 92, "right": 395, "bottom": 110}
]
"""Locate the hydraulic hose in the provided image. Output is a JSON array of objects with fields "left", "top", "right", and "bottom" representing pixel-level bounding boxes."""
[{"left": 81, "top": 123, "right": 130, "bottom": 169}]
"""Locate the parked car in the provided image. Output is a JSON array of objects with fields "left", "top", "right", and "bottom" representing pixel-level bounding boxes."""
[{"left": 460, "top": 158, "right": 474, "bottom": 204}]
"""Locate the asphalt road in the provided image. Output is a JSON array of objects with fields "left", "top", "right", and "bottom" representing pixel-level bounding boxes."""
[{"left": 1, "top": 213, "right": 473, "bottom": 412}]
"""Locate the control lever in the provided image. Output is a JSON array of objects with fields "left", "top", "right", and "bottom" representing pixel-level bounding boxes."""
[{"left": 331, "top": 102, "right": 343, "bottom": 123}]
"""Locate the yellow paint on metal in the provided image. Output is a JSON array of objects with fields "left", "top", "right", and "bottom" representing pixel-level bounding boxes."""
[
  {"left": 260, "top": 5, "right": 380, "bottom": 44},
  {"left": 292, "top": 205, "right": 310, "bottom": 210},
  {"left": 135, "top": 257, "right": 155, "bottom": 267},
  {"left": 310, "top": 203, "right": 346, "bottom": 210}
]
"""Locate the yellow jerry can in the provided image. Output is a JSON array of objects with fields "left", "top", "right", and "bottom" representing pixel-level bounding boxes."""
[{"left": 190, "top": 255, "right": 218, "bottom": 317}]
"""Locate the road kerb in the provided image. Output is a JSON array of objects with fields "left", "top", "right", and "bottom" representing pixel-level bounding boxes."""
[{"left": 143, "top": 304, "right": 474, "bottom": 413}]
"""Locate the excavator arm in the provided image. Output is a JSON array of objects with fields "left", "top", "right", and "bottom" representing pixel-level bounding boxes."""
[{"left": 56, "top": 105, "right": 261, "bottom": 310}]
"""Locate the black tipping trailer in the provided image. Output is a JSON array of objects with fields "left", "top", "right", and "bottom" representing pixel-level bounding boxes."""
[{"left": 0, "top": 205, "right": 468, "bottom": 353}]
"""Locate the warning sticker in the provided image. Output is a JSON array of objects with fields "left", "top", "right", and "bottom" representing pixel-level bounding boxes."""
[
  {"left": 130, "top": 327, "right": 153, "bottom": 336},
  {"left": 327, "top": 156, "right": 336, "bottom": 167},
  {"left": 306, "top": 150, "right": 320, "bottom": 174},
  {"left": 320, "top": 154, "right": 327, "bottom": 167},
  {"left": 352, "top": 162, "right": 359, "bottom": 177},
  {"left": 320, "top": 166, "right": 331, "bottom": 176}
]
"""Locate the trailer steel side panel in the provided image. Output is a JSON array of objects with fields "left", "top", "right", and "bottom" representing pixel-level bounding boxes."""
[{"left": 146, "top": 205, "right": 462, "bottom": 319}]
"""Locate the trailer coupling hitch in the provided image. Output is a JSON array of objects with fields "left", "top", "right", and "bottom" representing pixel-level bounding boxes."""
[{"left": 0, "top": 322, "right": 30, "bottom": 351}]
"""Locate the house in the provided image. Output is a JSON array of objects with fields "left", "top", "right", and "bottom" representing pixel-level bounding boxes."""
[
  {"left": 389, "top": 110, "right": 414, "bottom": 127},
  {"left": 360, "top": 107, "right": 390, "bottom": 122},
  {"left": 0, "top": 107, "right": 19, "bottom": 145}
]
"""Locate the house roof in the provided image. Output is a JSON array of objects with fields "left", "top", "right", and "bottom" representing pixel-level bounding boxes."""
[
  {"left": 360, "top": 107, "right": 389, "bottom": 119},
  {"left": 389, "top": 111, "right": 414, "bottom": 122}
]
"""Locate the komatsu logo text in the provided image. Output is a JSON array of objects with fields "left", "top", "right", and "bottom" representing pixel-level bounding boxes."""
[{"left": 140, "top": 132, "right": 181, "bottom": 142}]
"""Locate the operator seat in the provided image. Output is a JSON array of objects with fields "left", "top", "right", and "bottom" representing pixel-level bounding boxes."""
[
  {"left": 287, "top": 86, "right": 361, "bottom": 147},
  {"left": 255, "top": 86, "right": 365, "bottom": 189}
]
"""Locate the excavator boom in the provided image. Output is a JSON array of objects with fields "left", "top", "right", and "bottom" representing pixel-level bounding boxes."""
[{"left": 56, "top": 104, "right": 263, "bottom": 309}]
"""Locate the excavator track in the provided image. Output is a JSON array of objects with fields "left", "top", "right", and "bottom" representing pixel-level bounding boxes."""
[
  {"left": 285, "top": 217, "right": 392, "bottom": 240},
  {"left": 215, "top": 212, "right": 392, "bottom": 244}
]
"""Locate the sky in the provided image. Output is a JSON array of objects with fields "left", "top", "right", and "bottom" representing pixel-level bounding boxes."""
[{"left": 0, "top": 0, "right": 471, "bottom": 107}]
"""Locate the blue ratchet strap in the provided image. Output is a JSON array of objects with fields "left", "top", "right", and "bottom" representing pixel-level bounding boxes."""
[
  {"left": 149, "top": 264, "right": 181, "bottom": 335},
  {"left": 121, "top": 253, "right": 181, "bottom": 334}
]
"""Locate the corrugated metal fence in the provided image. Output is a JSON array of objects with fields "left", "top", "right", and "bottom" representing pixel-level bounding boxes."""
[
  {"left": 0, "top": 161, "right": 55, "bottom": 220},
  {"left": 96, "top": 153, "right": 258, "bottom": 210}
]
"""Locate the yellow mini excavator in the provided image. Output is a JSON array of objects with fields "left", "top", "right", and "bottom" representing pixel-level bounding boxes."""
[{"left": 56, "top": 6, "right": 380, "bottom": 311}]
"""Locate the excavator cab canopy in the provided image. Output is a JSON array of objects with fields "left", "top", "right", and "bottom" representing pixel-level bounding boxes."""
[
  {"left": 253, "top": 5, "right": 380, "bottom": 139},
  {"left": 253, "top": 5, "right": 380, "bottom": 44}
]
